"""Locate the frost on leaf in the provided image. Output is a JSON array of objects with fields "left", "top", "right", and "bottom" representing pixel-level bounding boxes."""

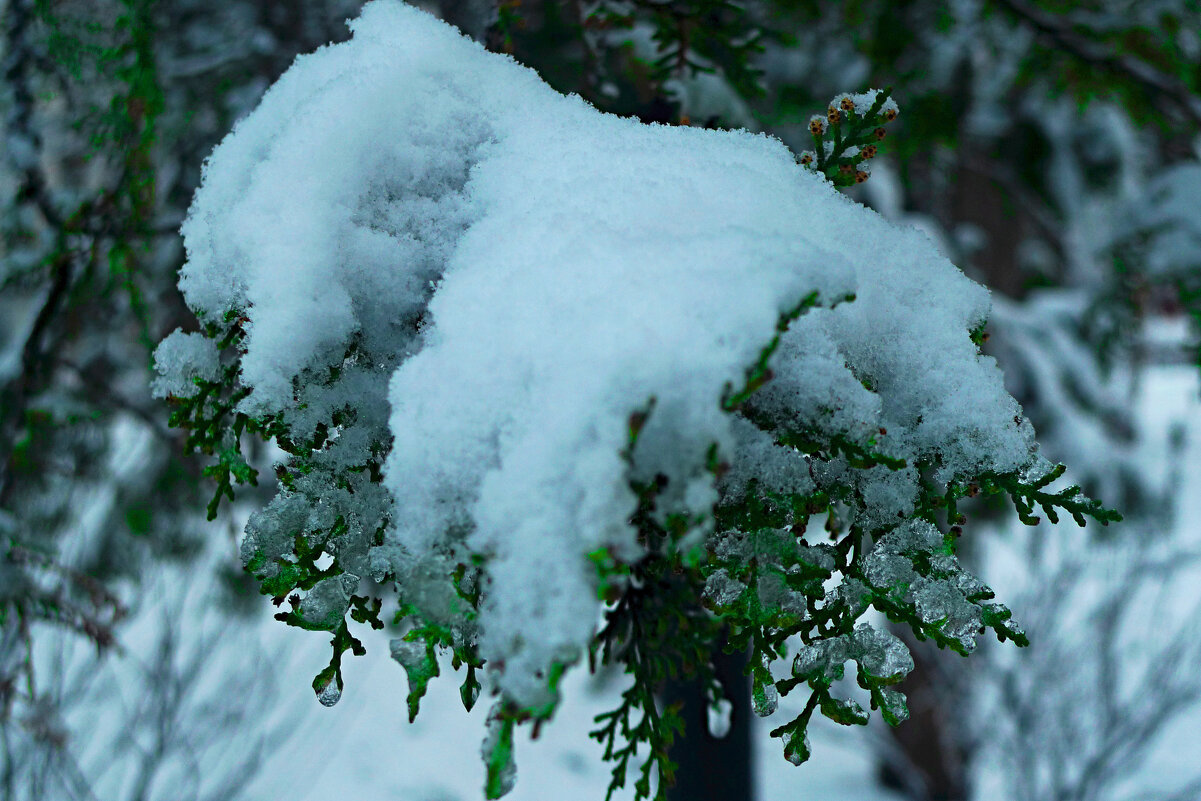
[
  {"left": 151, "top": 330, "right": 221, "bottom": 399},
  {"left": 702, "top": 568, "right": 746, "bottom": 607}
]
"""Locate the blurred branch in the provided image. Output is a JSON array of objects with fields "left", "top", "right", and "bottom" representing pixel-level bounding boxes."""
[
  {"left": 995, "top": 0, "right": 1201, "bottom": 128},
  {"left": 2, "top": 564, "right": 284, "bottom": 801},
  {"left": 2, "top": 0, "right": 65, "bottom": 230},
  {"left": 0, "top": 0, "right": 84, "bottom": 505},
  {"left": 59, "top": 360, "right": 178, "bottom": 445},
  {"left": 0, "top": 247, "right": 76, "bottom": 505}
]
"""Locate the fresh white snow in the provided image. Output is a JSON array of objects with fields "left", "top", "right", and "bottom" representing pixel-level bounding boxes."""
[{"left": 157, "top": 0, "right": 1040, "bottom": 715}]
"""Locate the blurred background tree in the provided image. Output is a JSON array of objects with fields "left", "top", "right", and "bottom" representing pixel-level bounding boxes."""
[
  {"left": 3, "top": 1, "right": 1200, "bottom": 800},
  {"left": 1, "top": 1, "right": 358, "bottom": 796}
]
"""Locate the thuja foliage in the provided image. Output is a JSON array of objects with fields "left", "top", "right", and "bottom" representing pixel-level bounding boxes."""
[
  {"left": 165, "top": 277, "right": 1119, "bottom": 801},
  {"left": 489, "top": 0, "right": 770, "bottom": 118},
  {"left": 154, "top": 6, "right": 1127, "bottom": 800},
  {"left": 585, "top": 0, "right": 767, "bottom": 100},
  {"left": 796, "top": 89, "right": 899, "bottom": 187}
]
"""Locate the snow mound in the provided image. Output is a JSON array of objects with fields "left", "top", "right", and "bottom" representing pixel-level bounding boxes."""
[{"left": 161, "top": 0, "right": 1033, "bottom": 708}]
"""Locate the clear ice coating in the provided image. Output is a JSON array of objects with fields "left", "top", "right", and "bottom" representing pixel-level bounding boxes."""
[
  {"left": 315, "top": 674, "right": 342, "bottom": 708},
  {"left": 851, "top": 623, "right": 913, "bottom": 681},
  {"left": 782, "top": 728, "right": 811, "bottom": 766},
  {"left": 298, "top": 573, "right": 359, "bottom": 630},
  {"left": 791, "top": 623, "right": 913, "bottom": 685},
  {"left": 389, "top": 638, "right": 426, "bottom": 670},
  {"left": 752, "top": 672, "right": 780, "bottom": 717},
  {"left": 863, "top": 520, "right": 995, "bottom": 653},
  {"left": 875, "top": 686, "right": 910, "bottom": 724},
  {"left": 703, "top": 568, "right": 747, "bottom": 607}
]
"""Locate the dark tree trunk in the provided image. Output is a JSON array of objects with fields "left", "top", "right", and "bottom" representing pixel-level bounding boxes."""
[
  {"left": 661, "top": 644, "right": 754, "bottom": 801},
  {"left": 877, "top": 634, "right": 971, "bottom": 801}
]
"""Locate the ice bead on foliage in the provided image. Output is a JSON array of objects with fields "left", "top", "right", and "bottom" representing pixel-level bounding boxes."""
[
  {"left": 164, "top": 1, "right": 1039, "bottom": 711},
  {"left": 298, "top": 574, "right": 359, "bottom": 630},
  {"left": 792, "top": 623, "right": 913, "bottom": 686},
  {"left": 703, "top": 568, "right": 747, "bottom": 607},
  {"left": 864, "top": 521, "right": 996, "bottom": 652}
]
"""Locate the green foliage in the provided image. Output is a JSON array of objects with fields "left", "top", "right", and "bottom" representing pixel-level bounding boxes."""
[
  {"left": 394, "top": 613, "right": 485, "bottom": 722},
  {"left": 796, "top": 88, "right": 900, "bottom": 188},
  {"left": 10, "top": 0, "right": 1191, "bottom": 797},
  {"left": 583, "top": 287, "right": 1116, "bottom": 798},
  {"left": 169, "top": 264, "right": 1121, "bottom": 800},
  {"left": 150, "top": 6, "right": 1142, "bottom": 800},
  {"left": 588, "top": 0, "right": 767, "bottom": 101},
  {"left": 976, "top": 463, "right": 1124, "bottom": 528},
  {"left": 997, "top": 0, "right": 1201, "bottom": 131},
  {"left": 484, "top": 708, "right": 517, "bottom": 799},
  {"left": 162, "top": 321, "right": 263, "bottom": 520},
  {"left": 490, "top": 0, "right": 776, "bottom": 123},
  {"left": 588, "top": 479, "right": 722, "bottom": 801}
]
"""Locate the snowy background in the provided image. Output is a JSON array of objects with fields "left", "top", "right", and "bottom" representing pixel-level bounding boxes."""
[{"left": 4, "top": 1, "right": 1201, "bottom": 800}]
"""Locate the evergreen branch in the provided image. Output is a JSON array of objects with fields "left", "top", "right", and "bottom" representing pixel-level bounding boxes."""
[
  {"left": 722, "top": 290, "right": 831, "bottom": 411},
  {"left": 995, "top": 0, "right": 1201, "bottom": 128},
  {"left": 978, "top": 463, "right": 1123, "bottom": 527},
  {"left": 589, "top": 485, "right": 719, "bottom": 801},
  {"left": 800, "top": 87, "right": 899, "bottom": 187}
]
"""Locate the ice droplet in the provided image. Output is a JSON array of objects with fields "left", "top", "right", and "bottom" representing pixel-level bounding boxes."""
[
  {"left": 299, "top": 573, "right": 358, "bottom": 630},
  {"left": 782, "top": 728, "right": 811, "bottom": 766},
  {"left": 752, "top": 675, "right": 779, "bottom": 717},
  {"left": 707, "top": 697, "right": 733, "bottom": 738},
  {"left": 316, "top": 675, "right": 342, "bottom": 707},
  {"left": 852, "top": 623, "right": 913, "bottom": 681}
]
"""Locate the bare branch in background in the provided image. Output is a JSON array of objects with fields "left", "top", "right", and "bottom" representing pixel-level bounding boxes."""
[
  {"left": 978, "top": 547, "right": 1201, "bottom": 801},
  {"left": 1, "top": 566, "right": 288, "bottom": 801}
]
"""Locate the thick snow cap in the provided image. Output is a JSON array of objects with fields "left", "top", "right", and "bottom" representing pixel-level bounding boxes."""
[{"left": 172, "top": 0, "right": 1033, "bottom": 707}]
